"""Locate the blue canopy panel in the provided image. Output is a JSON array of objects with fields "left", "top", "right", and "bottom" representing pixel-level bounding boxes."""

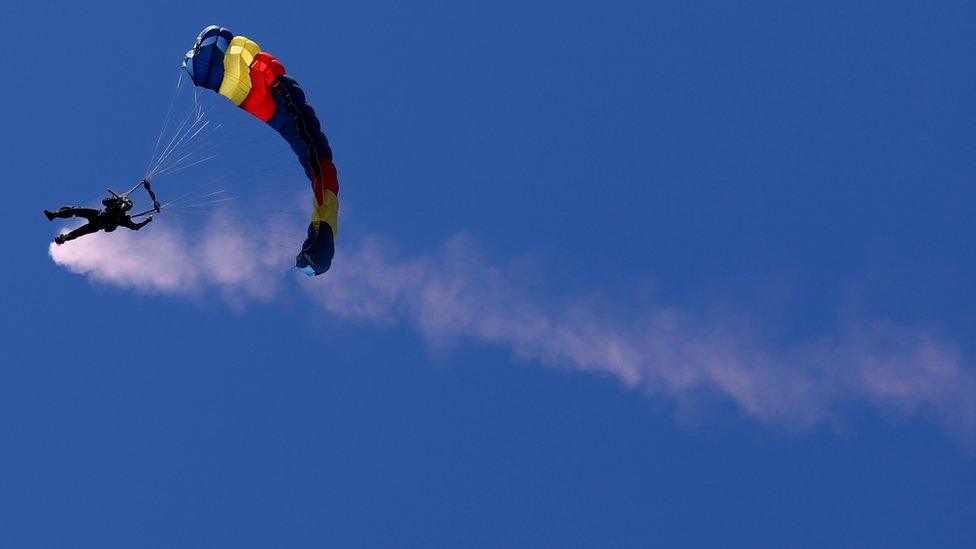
[
  {"left": 267, "top": 76, "right": 332, "bottom": 173},
  {"left": 183, "top": 25, "right": 234, "bottom": 92},
  {"left": 296, "top": 221, "right": 335, "bottom": 276}
]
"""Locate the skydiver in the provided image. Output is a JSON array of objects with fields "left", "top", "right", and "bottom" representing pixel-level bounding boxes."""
[{"left": 45, "top": 181, "right": 158, "bottom": 245}]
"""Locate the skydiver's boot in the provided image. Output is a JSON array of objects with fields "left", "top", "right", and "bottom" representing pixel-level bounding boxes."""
[
  {"left": 53, "top": 234, "right": 66, "bottom": 245},
  {"left": 44, "top": 210, "right": 56, "bottom": 221}
]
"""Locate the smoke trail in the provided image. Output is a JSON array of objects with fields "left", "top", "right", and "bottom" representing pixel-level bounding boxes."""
[
  {"left": 306, "top": 236, "right": 976, "bottom": 441},
  {"left": 48, "top": 219, "right": 293, "bottom": 305},
  {"left": 50, "top": 226, "right": 976, "bottom": 445}
]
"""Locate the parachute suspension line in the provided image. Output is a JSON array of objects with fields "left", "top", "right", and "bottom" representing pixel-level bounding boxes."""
[
  {"left": 162, "top": 150, "right": 303, "bottom": 197},
  {"left": 144, "top": 74, "right": 184, "bottom": 175},
  {"left": 155, "top": 136, "right": 222, "bottom": 173},
  {"left": 151, "top": 115, "right": 251, "bottom": 175},
  {"left": 147, "top": 110, "right": 213, "bottom": 179},
  {"left": 147, "top": 87, "right": 257, "bottom": 181},
  {"left": 153, "top": 122, "right": 224, "bottom": 172},
  {"left": 171, "top": 208, "right": 310, "bottom": 218},
  {"left": 159, "top": 208, "right": 306, "bottom": 237},
  {"left": 143, "top": 123, "right": 306, "bottom": 213},
  {"left": 146, "top": 84, "right": 211, "bottom": 178},
  {"left": 162, "top": 172, "right": 253, "bottom": 208},
  {"left": 156, "top": 119, "right": 255, "bottom": 177},
  {"left": 176, "top": 196, "right": 239, "bottom": 208},
  {"left": 146, "top": 106, "right": 202, "bottom": 178},
  {"left": 153, "top": 190, "right": 230, "bottom": 212},
  {"left": 152, "top": 154, "right": 220, "bottom": 177},
  {"left": 191, "top": 82, "right": 202, "bottom": 118},
  {"left": 158, "top": 166, "right": 304, "bottom": 213},
  {"left": 167, "top": 189, "right": 232, "bottom": 204},
  {"left": 198, "top": 189, "right": 232, "bottom": 199},
  {"left": 145, "top": 72, "right": 186, "bottom": 178},
  {"left": 150, "top": 110, "right": 211, "bottom": 173},
  {"left": 148, "top": 82, "right": 306, "bottom": 185},
  {"left": 156, "top": 170, "right": 244, "bottom": 210},
  {"left": 162, "top": 190, "right": 231, "bottom": 208},
  {"left": 149, "top": 83, "right": 206, "bottom": 174}
]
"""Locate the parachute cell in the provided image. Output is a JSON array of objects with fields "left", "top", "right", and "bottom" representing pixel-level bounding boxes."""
[
  {"left": 218, "top": 36, "right": 261, "bottom": 105},
  {"left": 186, "top": 26, "right": 234, "bottom": 92},
  {"left": 240, "top": 52, "right": 285, "bottom": 122},
  {"left": 182, "top": 25, "right": 338, "bottom": 276}
]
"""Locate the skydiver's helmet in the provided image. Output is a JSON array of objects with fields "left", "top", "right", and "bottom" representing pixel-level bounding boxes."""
[{"left": 102, "top": 196, "right": 133, "bottom": 212}]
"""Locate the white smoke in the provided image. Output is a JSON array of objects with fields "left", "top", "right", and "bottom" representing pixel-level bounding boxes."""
[
  {"left": 308, "top": 236, "right": 976, "bottom": 441},
  {"left": 49, "top": 219, "right": 293, "bottom": 304},
  {"left": 50, "top": 225, "right": 976, "bottom": 445}
]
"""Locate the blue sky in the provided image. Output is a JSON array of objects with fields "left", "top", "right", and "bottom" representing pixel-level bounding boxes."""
[{"left": 3, "top": 1, "right": 976, "bottom": 546}]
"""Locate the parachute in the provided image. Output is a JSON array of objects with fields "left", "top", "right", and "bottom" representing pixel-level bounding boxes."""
[{"left": 182, "top": 25, "right": 338, "bottom": 276}]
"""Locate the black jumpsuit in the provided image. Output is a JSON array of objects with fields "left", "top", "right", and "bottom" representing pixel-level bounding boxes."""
[{"left": 50, "top": 204, "right": 151, "bottom": 243}]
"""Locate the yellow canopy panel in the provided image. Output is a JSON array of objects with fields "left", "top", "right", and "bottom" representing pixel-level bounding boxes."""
[{"left": 218, "top": 36, "right": 261, "bottom": 105}]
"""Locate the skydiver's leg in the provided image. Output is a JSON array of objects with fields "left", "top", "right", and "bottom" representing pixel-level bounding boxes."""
[
  {"left": 54, "top": 222, "right": 101, "bottom": 244},
  {"left": 45, "top": 207, "right": 99, "bottom": 221}
]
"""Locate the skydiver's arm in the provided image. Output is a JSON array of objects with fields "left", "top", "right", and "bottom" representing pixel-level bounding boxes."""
[{"left": 119, "top": 216, "right": 153, "bottom": 231}]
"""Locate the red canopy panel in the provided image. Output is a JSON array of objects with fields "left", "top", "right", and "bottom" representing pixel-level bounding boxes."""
[
  {"left": 240, "top": 52, "right": 286, "bottom": 122},
  {"left": 310, "top": 157, "right": 339, "bottom": 205}
]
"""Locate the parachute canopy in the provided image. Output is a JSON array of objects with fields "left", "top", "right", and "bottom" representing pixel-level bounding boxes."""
[{"left": 182, "top": 25, "right": 338, "bottom": 276}]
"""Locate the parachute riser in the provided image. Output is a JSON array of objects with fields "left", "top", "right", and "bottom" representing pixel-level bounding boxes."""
[
  {"left": 111, "top": 179, "right": 162, "bottom": 218},
  {"left": 121, "top": 179, "right": 149, "bottom": 199}
]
